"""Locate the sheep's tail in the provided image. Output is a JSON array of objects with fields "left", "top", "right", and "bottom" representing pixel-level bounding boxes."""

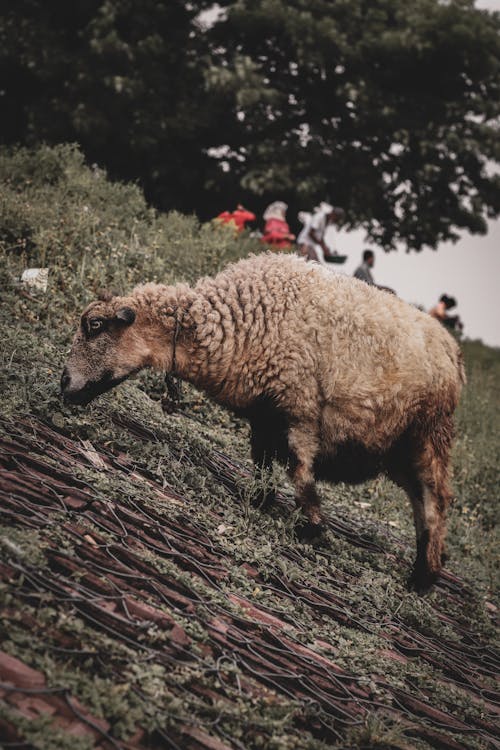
[{"left": 457, "top": 347, "right": 466, "bottom": 386}]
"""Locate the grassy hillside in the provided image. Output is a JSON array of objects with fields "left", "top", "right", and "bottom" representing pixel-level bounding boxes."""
[{"left": 0, "top": 146, "right": 498, "bottom": 749}]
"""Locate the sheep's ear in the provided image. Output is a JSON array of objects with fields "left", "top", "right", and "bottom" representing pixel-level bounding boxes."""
[
  {"left": 115, "top": 307, "right": 136, "bottom": 326},
  {"left": 97, "top": 289, "right": 116, "bottom": 302}
]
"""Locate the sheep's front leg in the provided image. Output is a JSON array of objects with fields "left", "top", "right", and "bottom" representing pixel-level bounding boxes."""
[
  {"left": 287, "top": 425, "right": 323, "bottom": 528},
  {"left": 249, "top": 418, "right": 277, "bottom": 510}
]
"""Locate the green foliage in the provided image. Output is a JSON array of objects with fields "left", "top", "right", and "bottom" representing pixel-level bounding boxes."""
[
  {"left": 0, "top": 0, "right": 220, "bottom": 211},
  {"left": 0, "top": 705, "right": 94, "bottom": 750},
  {"left": 206, "top": 0, "right": 500, "bottom": 249},
  {"left": 1, "top": 1, "right": 500, "bottom": 247},
  {"left": 0, "top": 142, "right": 257, "bottom": 296}
]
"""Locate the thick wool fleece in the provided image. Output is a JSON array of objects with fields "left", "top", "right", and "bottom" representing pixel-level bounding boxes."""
[{"left": 130, "top": 253, "right": 464, "bottom": 452}]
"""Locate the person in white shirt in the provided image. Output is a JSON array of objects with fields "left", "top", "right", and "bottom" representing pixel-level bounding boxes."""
[
  {"left": 297, "top": 210, "right": 313, "bottom": 251},
  {"left": 298, "top": 203, "right": 345, "bottom": 264}
]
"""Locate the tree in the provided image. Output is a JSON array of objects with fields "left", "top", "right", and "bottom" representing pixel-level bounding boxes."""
[
  {"left": 0, "top": 0, "right": 223, "bottom": 211},
  {"left": 1, "top": 0, "right": 500, "bottom": 248},
  {"left": 206, "top": 0, "right": 500, "bottom": 249}
]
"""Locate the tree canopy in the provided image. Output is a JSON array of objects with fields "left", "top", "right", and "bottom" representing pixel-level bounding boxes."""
[{"left": 2, "top": 0, "right": 500, "bottom": 249}]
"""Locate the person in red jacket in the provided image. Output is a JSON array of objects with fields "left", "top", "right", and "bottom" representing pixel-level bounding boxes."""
[
  {"left": 260, "top": 201, "right": 295, "bottom": 249},
  {"left": 215, "top": 204, "right": 256, "bottom": 233}
]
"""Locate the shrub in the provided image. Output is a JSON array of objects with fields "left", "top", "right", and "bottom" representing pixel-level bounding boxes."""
[{"left": 0, "top": 143, "right": 258, "bottom": 315}]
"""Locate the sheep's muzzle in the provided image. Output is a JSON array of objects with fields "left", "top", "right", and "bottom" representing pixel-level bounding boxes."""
[{"left": 60, "top": 367, "right": 129, "bottom": 406}]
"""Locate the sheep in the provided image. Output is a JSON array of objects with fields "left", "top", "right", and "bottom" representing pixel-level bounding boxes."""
[{"left": 61, "top": 253, "right": 465, "bottom": 592}]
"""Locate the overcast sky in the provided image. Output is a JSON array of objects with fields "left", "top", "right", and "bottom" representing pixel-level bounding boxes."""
[
  {"left": 477, "top": 0, "right": 500, "bottom": 8},
  {"left": 330, "top": 220, "right": 499, "bottom": 347},
  {"left": 330, "top": 0, "right": 500, "bottom": 348}
]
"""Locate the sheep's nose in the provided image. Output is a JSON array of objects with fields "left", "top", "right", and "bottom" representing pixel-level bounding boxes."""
[{"left": 60, "top": 367, "right": 71, "bottom": 394}]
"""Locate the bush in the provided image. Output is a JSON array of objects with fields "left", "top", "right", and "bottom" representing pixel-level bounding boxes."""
[{"left": 0, "top": 143, "right": 257, "bottom": 310}]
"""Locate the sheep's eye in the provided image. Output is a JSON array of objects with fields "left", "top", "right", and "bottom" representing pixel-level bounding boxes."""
[{"left": 88, "top": 318, "right": 104, "bottom": 335}]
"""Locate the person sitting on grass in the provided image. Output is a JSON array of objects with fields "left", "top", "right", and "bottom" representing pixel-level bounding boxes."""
[
  {"left": 354, "top": 249, "right": 376, "bottom": 285},
  {"left": 430, "top": 294, "right": 464, "bottom": 332},
  {"left": 215, "top": 204, "right": 256, "bottom": 233},
  {"left": 353, "top": 250, "right": 396, "bottom": 294},
  {"left": 260, "top": 201, "right": 295, "bottom": 249}
]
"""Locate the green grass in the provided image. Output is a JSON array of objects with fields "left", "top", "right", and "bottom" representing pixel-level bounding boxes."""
[{"left": 0, "top": 145, "right": 498, "bottom": 749}]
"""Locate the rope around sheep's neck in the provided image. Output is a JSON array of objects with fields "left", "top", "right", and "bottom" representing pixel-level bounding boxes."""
[
  {"left": 163, "top": 311, "right": 183, "bottom": 413},
  {"left": 171, "top": 311, "right": 181, "bottom": 376}
]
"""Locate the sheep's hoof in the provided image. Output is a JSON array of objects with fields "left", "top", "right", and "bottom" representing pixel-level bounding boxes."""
[
  {"left": 407, "top": 566, "right": 439, "bottom": 595},
  {"left": 161, "top": 396, "right": 179, "bottom": 414},
  {"left": 296, "top": 520, "right": 325, "bottom": 543},
  {"left": 253, "top": 490, "right": 276, "bottom": 512}
]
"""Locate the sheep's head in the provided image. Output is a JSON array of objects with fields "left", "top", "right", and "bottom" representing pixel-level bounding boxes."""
[{"left": 61, "top": 294, "right": 149, "bottom": 405}]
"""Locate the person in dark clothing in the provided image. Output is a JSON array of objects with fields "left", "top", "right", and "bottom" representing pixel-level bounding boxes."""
[
  {"left": 354, "top": 249, "right": 375, "bottom": 285},
  {"left": 353, "top": 250, "right": 395, "bottom": 294}
]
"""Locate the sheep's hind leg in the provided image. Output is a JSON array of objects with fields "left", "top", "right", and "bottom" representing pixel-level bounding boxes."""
[
  {"left": 407, "top": 481, "right": 450, "bottom": 594},
  {"left": 391, "top": 471, "right": 438, "bottom": 593},
  {"left": 394, "top": 427, "right": 453, "bottom": 593},
  {"left": 412, "top": 419, "right": 454, "bottom": 592},
  {"left": 287, "top": 425, "right": 323, "bottom": 538}
]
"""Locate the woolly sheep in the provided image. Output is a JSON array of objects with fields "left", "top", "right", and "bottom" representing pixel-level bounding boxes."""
[{"left": 62, "top": 253, "right": 465, "bottom": 592}]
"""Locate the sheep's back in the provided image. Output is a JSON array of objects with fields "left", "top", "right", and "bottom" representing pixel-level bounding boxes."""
[{"left": 195, "top": 254, "right": 463, "bottom": 427}]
